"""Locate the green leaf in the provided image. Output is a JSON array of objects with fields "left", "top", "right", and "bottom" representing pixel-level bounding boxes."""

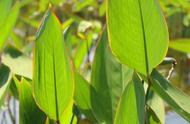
[
  {"left": 147, "top": 109, "right": 162, "bottom": 124},
  {"left": 0, "top": 2, "right": 20, "bottom": 51},
  {"left": 73, "top": 0, "right": 94, "bottom": 12},
  {"left": 9, "top": 76, "right": 19, "bottom": 99},
  {"left": 114, "top": 73, "right": 145, "bottom": 124},
  {"left": 147, "top": 90, "right": 165, "bottom": 124},
  {"left": 106, "top": 0, "right": 169, "bottom": 75},
  {"left": 0, "top": 64, "right": 10, "bottom": 86},
  {"left": 0, "top": 64, "right": 12, "bottom": 107},
  {"left": 169, "top": 39, "right": 190, "bottom": 53},
  {"left": 17, "top": 77, "right": 46, "bottom": 124},
  {"left": 45, "top": 103, "right": 77, "bottom": 124},
  {"left": 74, "top": 72, "right": 91, "bottom": 110},
  {"left": 1, "top": 46, "right": 32, "bottom": 79},
  {"left": 33, "top": 10, "right": 74, "bottom": 120},
  {"left": 91, "top": 31, "right": 133, "bottom": 123},
  {"left": 74, "top": 72, "right": 96, "bottom": 122},
  {"left": 0, "top": 0, "right": 12, "bottom": 25},
  {"left": 151, "top": 70, "right": 190, "bottom": 122},
  {"left": 60, "top": 102, "right": 77, "bottom": 124}
]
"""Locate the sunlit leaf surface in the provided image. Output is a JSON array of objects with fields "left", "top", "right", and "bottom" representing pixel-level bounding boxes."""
[
  {"left": 106, "top": 0, "right": 169, "bottom": 75},
  {"left": 33, "top": 10, "right": 74, "bottom": 120}
]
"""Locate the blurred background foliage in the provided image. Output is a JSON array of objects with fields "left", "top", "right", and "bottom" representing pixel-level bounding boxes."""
[{"left": 0, "top": 0, "right": 190, "bottom": 123}]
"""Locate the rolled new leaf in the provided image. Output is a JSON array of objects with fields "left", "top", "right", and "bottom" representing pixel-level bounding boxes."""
[
  {"left": 106, "top": 0, "right": 169, "bottom": 75},
  {"left": 33, "top": 10, "right": 74, "bottom": 120}
]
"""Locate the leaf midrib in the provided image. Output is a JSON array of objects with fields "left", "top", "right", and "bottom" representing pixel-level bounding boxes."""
[
  {"left": 137, "top": 0, "right": 149, "bottom": 75},
  {"left": 53, "top": 45, "right": 59, "bottom": 121}
]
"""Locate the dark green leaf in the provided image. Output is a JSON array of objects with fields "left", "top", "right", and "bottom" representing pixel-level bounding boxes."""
[
  {"left": 16, "top": 77, "right": 46, "bottom": 124},
  {"left": 151, "top": 70, "right": 190, "bottom": 122},
  {"left": 91, "top": 31, "right": 133, "bottom": 123}
]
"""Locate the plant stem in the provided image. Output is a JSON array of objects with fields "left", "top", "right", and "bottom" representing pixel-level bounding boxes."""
[
  {"left": 144, "top": 77, "right": 152, "bottom": 124},
  {"left": 70, "top": 113, "right": 75, "bottom": 124}
]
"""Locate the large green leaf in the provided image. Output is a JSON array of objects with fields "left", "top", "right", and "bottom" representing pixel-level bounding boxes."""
[
  {"left": 0, "top": 2, "right": 20, "bottom": 51},
  {"left": 33, "top": 10, "right": 74, "bottom": 120},
  {"left": 91, "top": 31, "right": 133, "bottom": 123},
  {"left": 1, "top": 46, "right": 32, "bottom": 79},
  {"left": 106, "top": 0, "right": 169, "bottom": 75},
  {"left": 16, "top": 77, "right": 46, "bottom": 124},
  {"left": 114, "top": 73, "right": 145, "bottom": 124},
  {"left": 151, "top": 70, "right": 190, "bottom": 122},
  {"left": 169, "top": 39, "right": 190, "bottom": 53},
  {"left": 0, "top": 64, "right": 12, "bottom": 107}
]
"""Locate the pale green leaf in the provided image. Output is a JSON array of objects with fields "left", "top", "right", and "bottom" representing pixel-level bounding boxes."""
[
  {"left": 169, "top": 39, "right": 190, "bottom": 53},
  {"left": 106, "top": 0, "right": 169, "bottom": 75},
  {"left": 60, "top": 102, "right": 77, "bottom": 124},
  {"left": 33, "top": 10, "right": 74, "bottom": 120},
  {"left": 151, "top": 70, "right": 190, "bottom": 122},
  {"left": 73, "top": 0, "right": 94, "bottom": 12},
  {"left": 1, "top": 46, "right": 32, "bottom": 79},
  {"left": 0, "top": 0, "right": 12, "bottom": 25},
  {"left": 0, "top": 2, "right": 20, "bottom": 51}
]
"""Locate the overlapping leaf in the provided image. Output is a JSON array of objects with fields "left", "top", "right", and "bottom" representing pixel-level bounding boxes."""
[
  {"left": 74, "top": 72, "right": 97, "bottom": 122},
  {"left": 147, "top": 90, "right": 165, "bottom": 124},
  {"left": 15, "top": 77, "right": 46, "bottom": 124},
  {"left": 91, "top": 31, "right": 133, "bottom": 123},
  {"left": 0, "top": 64, "right": 12, "bottom": 107},
  {"left": 114, "top": 74, "right": 145, "bottom": 124},
  {"left": 151, "top": 70, "right": 190, "bottom": 122}
]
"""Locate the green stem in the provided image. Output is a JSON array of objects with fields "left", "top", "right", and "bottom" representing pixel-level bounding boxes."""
[
  {"left": 70, "top": 113, "right": 75, "bottom": 124},
  {"left": 144, "top": 77, "right": 152, "bottom": 124}
]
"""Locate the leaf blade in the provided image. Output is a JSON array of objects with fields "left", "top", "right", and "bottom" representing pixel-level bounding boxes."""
[
  {"left": 91, "top": 31, "right": 133, "bottom": 123},
  {"left": 169, "top": 39, "right": 190, "bottom": 53},
  {"left": 33, "top": 10, "right": 74, "bottom": 120},
  {"left": 17, "top": 78, "right": 46, "bottom": 124},
  {"left": 106, "top": 0, "right": 169, "bottom": 75},
  {"left": 151, "top": 70, "right": 190, "bottom": 122},
  {"left": 114, "top": 73, "right": 145, "bottom": 124}
]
